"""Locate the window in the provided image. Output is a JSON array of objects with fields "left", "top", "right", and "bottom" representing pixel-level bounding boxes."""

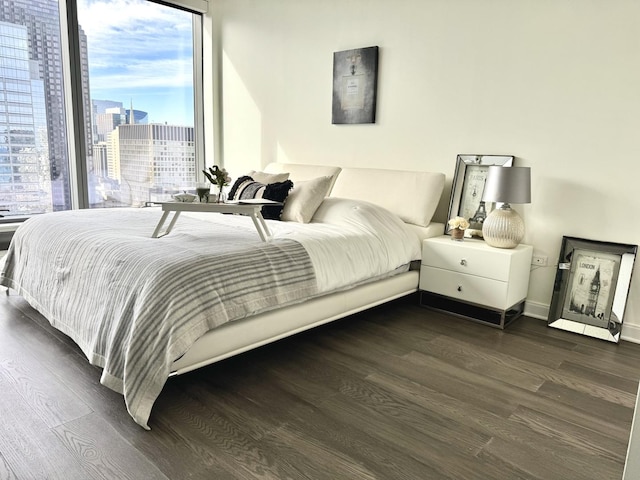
[
  {"left": 78, "top": 0, "right": 202, "bottom": 208},
  {"left": 0, "top": 2, "right": 62, "bottom": 216},
  {"left": 0, "top": 0, "right": 204, "bottom": 218}
]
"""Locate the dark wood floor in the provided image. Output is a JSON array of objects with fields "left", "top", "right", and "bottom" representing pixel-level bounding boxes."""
[{"left": 1, "top": 290, "right": 638, "bottom": 480}]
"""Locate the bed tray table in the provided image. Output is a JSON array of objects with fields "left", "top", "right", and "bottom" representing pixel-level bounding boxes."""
[{"left": 151, "top": 200, "right": 281, "bottom": 242}]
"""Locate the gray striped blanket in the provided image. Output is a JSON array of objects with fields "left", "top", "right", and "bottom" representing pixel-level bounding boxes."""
[{"left": 0, "top": 208, "right": 317, "bottom": 429}]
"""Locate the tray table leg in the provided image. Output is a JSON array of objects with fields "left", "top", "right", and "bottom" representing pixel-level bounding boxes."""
[
  {"left": 151, "top": 210, "right": 171, "bottom": 238},
  {"left": 152, "top": 211, "right": 182, "bottom": 238},
  {"left": 249, "top": 212, "right": 272, "bottom": 242}
]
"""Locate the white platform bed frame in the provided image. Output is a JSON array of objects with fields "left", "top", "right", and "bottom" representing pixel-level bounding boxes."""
[{"left": 171, "top": 163, "right": 445, "bottom": 375}]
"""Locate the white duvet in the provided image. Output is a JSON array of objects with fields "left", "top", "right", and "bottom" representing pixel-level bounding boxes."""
[
  {"left": 192, "top": 197, "right": 423, "bottom": 293},
  {"left": 1, "top": 197, "right": 421, "bottom": 428}
]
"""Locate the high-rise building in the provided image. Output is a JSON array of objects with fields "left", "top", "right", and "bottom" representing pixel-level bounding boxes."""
[
  {"left": 79, "top": 25, "right": 92, "bottom": 161},
  {"left": 0, "top": 0, "right": 92, "bottom": 213},
  {"left": 0, "top": 21, "right": 51, "bottom": 214},
  {"left": 92, "top": 99, "right": 123, "bottom": 144},
  {"left": 93, "top": 99, "right": 122, "bottom": 114},
  {"left": 93, "top": 106, "right": 149, "bottom": 143},
  {"left": 106, "top": 127, "right": 120, "bottom": 183},
  {"left": 117, "top": 124, "right": 195, "bottom": 206},
  {"left": 95, "top": 107, "right": 126, "bottom": 143},
  {"left": 93, "top": 142, "right": 108, "bottom": 177},
  {"left": 126, "top": 109, "right": 149, "bottom": 125}
]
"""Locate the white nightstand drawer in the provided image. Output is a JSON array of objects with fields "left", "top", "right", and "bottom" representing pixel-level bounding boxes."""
[
  {"left": 419, "top": 266, "right": 509, "bottom": 310},
  {"left": 419, "top": 236, "right": 533, "bottom": 328},
  {"left": 422, "top": 238, "right": 518, "bottom": 281}
]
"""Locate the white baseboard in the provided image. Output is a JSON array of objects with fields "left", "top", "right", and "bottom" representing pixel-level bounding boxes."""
[
  {"left": 524, "top": 300, "right": 640, "bottom": 344},
  {"left": 524, "top": 300, "right": 549, "bottom": 321},
  {"left": 621, "top": 324, "right": 640, "bottom": 345}
]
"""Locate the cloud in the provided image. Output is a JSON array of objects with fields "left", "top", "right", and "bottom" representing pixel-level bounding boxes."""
[
  {"left": 90, "top": 58, "right": 193, "bottom": 90},
  {"left": 78, "top": 0, "right": 194, "bottom": 90}
]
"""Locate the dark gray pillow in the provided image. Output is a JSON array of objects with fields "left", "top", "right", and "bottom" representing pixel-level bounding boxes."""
[{"left": 227, "top": 176, "right": 294, "bottom": 220}]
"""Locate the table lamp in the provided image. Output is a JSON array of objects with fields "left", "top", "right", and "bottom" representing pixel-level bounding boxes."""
[{"left": 481, "top": 166, "right": 531, "bottom": 249}]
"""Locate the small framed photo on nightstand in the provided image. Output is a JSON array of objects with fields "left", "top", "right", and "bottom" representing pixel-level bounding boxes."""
[{"left": 547, "top": 236, "right": 637, "bottom": 343}]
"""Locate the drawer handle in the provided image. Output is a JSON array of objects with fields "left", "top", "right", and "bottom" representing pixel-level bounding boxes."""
[
  {"left": 457, "top": 285, "right": 462, "bottom": 292},
  {"left": 460, "top": 259, "right": 467, "bottom": 266}
]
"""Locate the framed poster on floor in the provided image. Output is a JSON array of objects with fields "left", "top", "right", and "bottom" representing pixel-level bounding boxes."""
[{"left": 547, "top": 236, "right": 637, "bottom": 343}]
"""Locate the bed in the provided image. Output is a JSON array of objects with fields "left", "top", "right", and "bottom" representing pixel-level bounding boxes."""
[{"left": 0, "top": 163, "right": 445, "bottom": 429}]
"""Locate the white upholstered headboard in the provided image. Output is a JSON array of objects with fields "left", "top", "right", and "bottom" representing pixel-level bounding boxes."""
[
  {"left": 262, "top": 162, "right": 445, "bottom": 238},
  {"left": 329, "top": 167, "right": 444, "bottom": 227},
  {"left": 264, "top": 162, "right": 341, "bottom": 186}
]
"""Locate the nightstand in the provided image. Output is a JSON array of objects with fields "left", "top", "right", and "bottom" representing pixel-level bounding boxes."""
[{"left": 419, "top": 236, "right": 533, "bottom": 328}]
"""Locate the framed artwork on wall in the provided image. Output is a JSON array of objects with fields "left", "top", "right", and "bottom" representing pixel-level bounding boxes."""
[
  {"left": 446, "top": 154, "right": 514, "bottom": 238},
  {"left": 331, "top": 46, "right": 378, "bottom": 124},
  {"left": 547, "top": 236, "right": 637, "bottom": 343}
]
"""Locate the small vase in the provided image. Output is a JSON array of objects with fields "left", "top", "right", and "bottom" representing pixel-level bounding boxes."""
[
  {"left": 451, "top": 228, "right": 465, "bottom": 241},
  {"left": 217, "top": 185, "right": 225, "bottom": 203},
  {"left": 196, "top": 183, "right": 210, "bottom": 203}
]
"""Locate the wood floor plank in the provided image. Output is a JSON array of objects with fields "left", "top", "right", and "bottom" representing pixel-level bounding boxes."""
[
  {"left": 509, "top": 405, "right": 627, "bottom": 463},
  {"left": 0, "top": 355, "right": 92, "bottom": 428},
  {"left": 154, "top": 385, "right": 316, "bottom": 479},
  {"left": 52, "top": 413, "right": 170, "bottom": 480},
  {"left": 509, "top": 315, "right": 640, "bottom": 378},
  {"left": 314, "top": 391, "right": 530, "bottom": 480},
  {"left": 269, "top": 347, "right": 493, "bottom": 457},
  {"left": 478, "top": 434, "right": 606, "bottom": 480},
  {"left": 234, "top": 385, "right": 434, "bottom": 480},
  {"left": 2, "top": 295, "right": 84, "bottom": 355},
  {"left": 143, "top": 385, "right": 253, "bottom": 479},
  {"left": 418, "top": 334, "right": 546, "bottom": 391},
  {"left": 494, "top": 412, "right": 623, "bottom": 479},
  {"left": 1, "top": 292, "right": 639, "bottom": 479},
  {"left": 218, "top": 349, "right": 454, "bottom": 480},
  {"left": 152, "top": 360, "right": 331, "bottom": 479},
  {"left": 537, "top": 380, "right": 635, "bottom": 427},
  {"left": 558, "top": 360, "right": 639, "bottom": 394},
  {"left": 373, "top": 302, "right": 567, "bottom": 369},
  {"left": 365, "top": 364, "right": 629, "bottom": 479},
  {"left": 178, "top": 373, "right": 344, "bottom": 479},
  {"left": 0, "top": 375, "right": 90, "bottom": 480},
  {"left": 305, "top": 333, "right": 497, "bottom": 417},
  {"left": 180, "top": 357, "right": 447, "bottom": 480},
  {"left": 423, "top": 335, "right": 637, "bottom": 408}
]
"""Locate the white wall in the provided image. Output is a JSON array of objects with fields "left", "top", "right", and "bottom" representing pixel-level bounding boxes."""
[{"left": 211, "top": 0, "right": 640, "bottom": 341}]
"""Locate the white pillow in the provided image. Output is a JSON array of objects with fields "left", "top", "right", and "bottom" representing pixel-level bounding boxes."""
[
  {"left": 311, "top": 197, "right": 422, "bottom": 261},
  {"left": 281, "top": 175, "right": 333, "bottom": 223},
  {"left": 247, "top": 170, "right": 289, "bottom": 184},
  {"left": 329, "top": 167, "right": 445, "bottom": 227}
]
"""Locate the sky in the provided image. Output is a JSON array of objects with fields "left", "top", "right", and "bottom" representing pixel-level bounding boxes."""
[{"left": 77, "top": 0, "right": 195, "bottom": 127}]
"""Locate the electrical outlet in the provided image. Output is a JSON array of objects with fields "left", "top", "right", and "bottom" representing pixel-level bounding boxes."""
[{"left": 532, "top": 255, "right": 548, "bottom": 266}]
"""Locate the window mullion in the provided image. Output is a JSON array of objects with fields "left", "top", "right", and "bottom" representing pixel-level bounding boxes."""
[
  {"left": 60, "top": 0, "right": 90, "bottom": 209},
  {"left": 192, "top": 15, "right": 206, "bottom": 176}
]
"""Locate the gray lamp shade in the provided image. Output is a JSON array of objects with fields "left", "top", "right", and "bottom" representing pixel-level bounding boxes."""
[{"left": 482, "top": 166, "right": 531, "bottom": 204}]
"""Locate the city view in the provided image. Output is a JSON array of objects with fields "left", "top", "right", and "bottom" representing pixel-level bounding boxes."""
[{"left": 0, "top": 0, "right": 197, "bottom": 217}]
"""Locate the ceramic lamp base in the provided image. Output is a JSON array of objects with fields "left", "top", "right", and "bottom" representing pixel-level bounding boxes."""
[{"left": 482, "top": 205, "right": 524, "bottom": 249}]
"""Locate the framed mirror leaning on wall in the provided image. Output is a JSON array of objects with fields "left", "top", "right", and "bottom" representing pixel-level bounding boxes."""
[
  {"left": 547, "top": 236, "right": 637, "bottom": 343},
  {"left": 447, "top": 154, "right": 514, "bottom": 238}
]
